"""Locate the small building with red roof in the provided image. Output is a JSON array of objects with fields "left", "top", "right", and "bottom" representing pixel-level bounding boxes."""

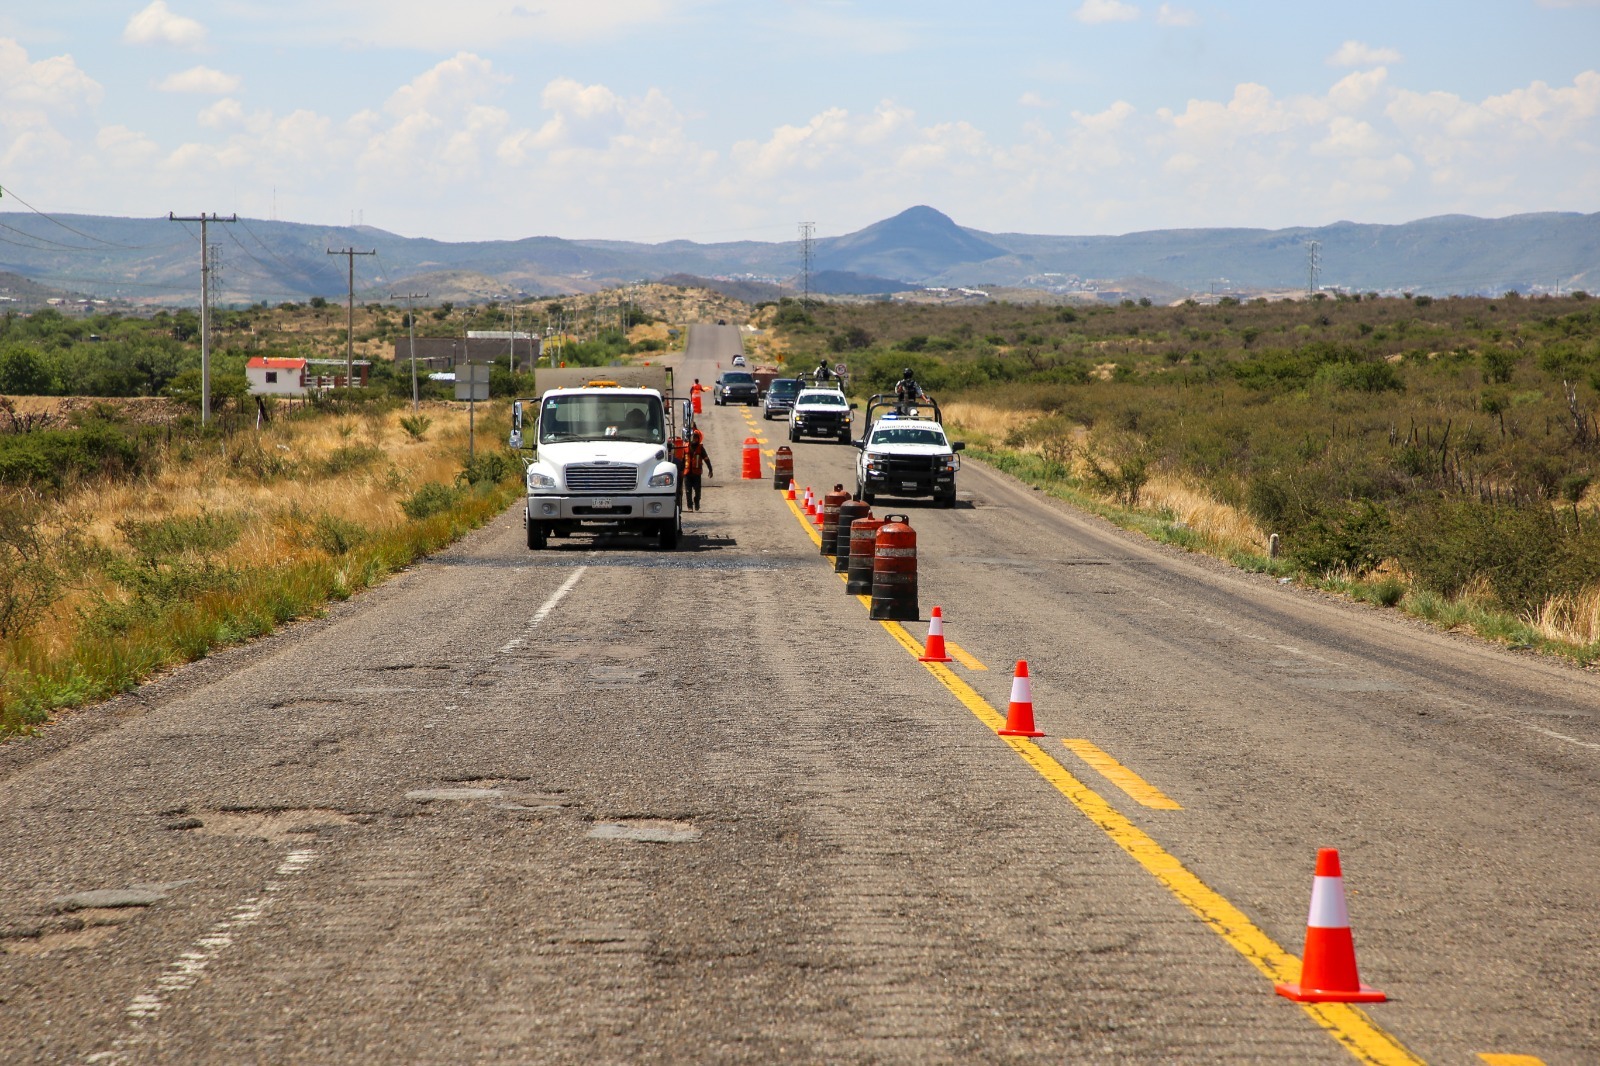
[{"left": 246, "top": 357, "right": 309, "bottom": 397}]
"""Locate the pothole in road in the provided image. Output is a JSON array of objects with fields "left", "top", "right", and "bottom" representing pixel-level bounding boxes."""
[
  {"left": 2, "top": 925, "right": 121, "bottom": 956},
  {"left": 165, "top": 808, "right": 360, "bottom": 841},
  {"left": 587, "top": 818, "right": 701, "bottom": 843}
]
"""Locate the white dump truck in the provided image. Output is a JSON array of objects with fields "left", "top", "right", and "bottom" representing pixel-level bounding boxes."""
[{"left": 511, "top": 366, "right": 686, "bottom": 550}]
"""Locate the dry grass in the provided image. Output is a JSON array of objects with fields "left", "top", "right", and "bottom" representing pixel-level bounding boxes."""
[
  {"left": 943, "top": 401, "right": 1036, "bottom": 444},
  {"left": 1529, "top": 585, "right": 1600, "bottom": 644},
  {"left": 4, "top": 403, "right": 516, "bottom": 732},
  {"left": 1139, "top": 475, "right": 1267, "bottom": 555}
]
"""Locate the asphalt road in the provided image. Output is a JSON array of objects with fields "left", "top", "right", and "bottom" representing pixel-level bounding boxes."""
[{"left": 2, "top": 324, "right": 1595, "bottom": 1065}]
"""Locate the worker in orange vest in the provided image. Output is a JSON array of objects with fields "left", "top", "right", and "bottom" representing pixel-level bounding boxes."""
[
  {"left": 668, "top": 433, "right": 689, "bottom": 508},
  {"left": 683, "top": 427, "right": 713, "bottom": 511}
]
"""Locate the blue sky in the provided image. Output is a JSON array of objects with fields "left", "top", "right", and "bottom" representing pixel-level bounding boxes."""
[{"left": 1, "top": 1, "right": 1597, "bottom": 243}]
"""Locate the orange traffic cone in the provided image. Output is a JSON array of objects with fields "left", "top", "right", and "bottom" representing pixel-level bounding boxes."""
[
  {"left": 785, "top": 483, "right": 796, "bottom": 501},
  {"left": 802, "top": 487, "right": 815, "bottom": 515},
  {"left": 1275, "top": 848, "right": 1387, "bottom": 1003},
  {"left": 920, "top": 606, "right": 954, "bottom": 663},
  {"left": 997, "top": 660, "right": 1044, "bottom": 737}
]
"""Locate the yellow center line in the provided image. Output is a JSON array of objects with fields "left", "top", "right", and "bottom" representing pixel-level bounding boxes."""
[
  {"left": 1478, "top": 1056, "right": 1547, "bottom": 1065},
  {"left": 944, "top": 640, "right": 987, "bottom": 671},
  {"left": 907, "top": 654, "right": 1422, "bottom": 1065},
  {"left": 778, "top": 436, "right": 1428, "bottom": 1065},
  {"left": 1061, "top": 739, "right": 1183, "bottom": 810}
]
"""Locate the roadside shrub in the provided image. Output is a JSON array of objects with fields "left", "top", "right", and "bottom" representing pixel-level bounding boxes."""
[
  {"left": 319, "top": 442, "right": 384, "bottom": 476},
  {"left": 401, "top": 482, "right": 462, "bottom": 519},
  {"left": 312, "top": 514, "right": 367, "bottom": 556},
  {"left": 398, "top": 414, "right": 433, "bottom": 441},
  {"left": 457, "top": 451, "right": 518, "bottom": 487},
  {"left": 1286, "top": 501, "right": 1392, "bottom": 576},
  {"left": 0, "top": 492, "right": 68, "bottom": 637},
  {"left": 119, "top": 511, "right": 243, "bottom": 559}
]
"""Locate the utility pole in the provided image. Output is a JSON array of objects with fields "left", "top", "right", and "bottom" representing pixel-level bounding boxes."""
[
  {"left": 169, "top": 211, "right": 237, "bottom": 425},
  {"left": 390, "top": 291, "right": 429, "bottom": 412},
  {"left": 327, "top": 246, "right": 375, "bottom": 387}
]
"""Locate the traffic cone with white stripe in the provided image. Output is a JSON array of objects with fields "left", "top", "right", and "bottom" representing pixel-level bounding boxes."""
[
  {"left": 919, "top": 606, "right": 954, "bottom": 663},
  {"left": 802, "top": 487, "right": 815, "bottom": 516},
  {"left": 1275, "top": 848, "right": 1387, "bottom": 1003},
  {"left": 997, "top": 660, "right": 1044, "bottom": 737},
  {"left": 786, "top": 483, "right": 797, "bottom": 501}
]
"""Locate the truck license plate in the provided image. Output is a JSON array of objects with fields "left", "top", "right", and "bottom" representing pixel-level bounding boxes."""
[
  {"left": 900, "top": 481, "right": 918, "bottom": 491},
  {"left": 595, "top": 498, "right": 612, "bottom": 509}
]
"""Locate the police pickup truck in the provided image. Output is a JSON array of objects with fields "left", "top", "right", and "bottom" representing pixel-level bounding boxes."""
[{"left": 853, "top": 394, "right": 964, "bottom": 507}]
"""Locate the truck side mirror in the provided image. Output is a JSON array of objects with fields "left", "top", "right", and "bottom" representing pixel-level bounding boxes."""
[
  {"left": 509, "top": 400, "right": 524, "bottom": 449},
  {"left": 953, "top": 441, "right": 966, "bottom": 451},
  {"left": 852, "top": 439, "right": 865, "bottom": 449}
]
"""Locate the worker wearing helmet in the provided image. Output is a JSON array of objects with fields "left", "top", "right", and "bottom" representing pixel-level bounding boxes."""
[
  {"left": 894, "top": 367, "right": 925, "bottom": 410},
  {"left": 683, "top": 427, "right": 713, "bottom": 511}
]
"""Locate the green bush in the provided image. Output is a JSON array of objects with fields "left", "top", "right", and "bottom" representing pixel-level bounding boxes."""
[
  {"left": 119, "top": 511, "right": 243, "bottom": 559},
  {"left": 401, "top": 482, "right": 462, "bottom": 519}
]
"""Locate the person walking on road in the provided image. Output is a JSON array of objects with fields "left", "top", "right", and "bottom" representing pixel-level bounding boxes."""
[{"left": 683, "top": 427, "right": 713, "bottom": 511}]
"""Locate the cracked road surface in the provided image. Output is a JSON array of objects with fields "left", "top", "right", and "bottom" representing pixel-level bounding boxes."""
[{"left": 2, "top": 325, "right": 1596, "bottom": 1064}]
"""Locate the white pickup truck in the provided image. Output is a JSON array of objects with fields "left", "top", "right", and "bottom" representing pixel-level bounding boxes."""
[
  {"left": 853, "top": 394, "right": 964, "bottom": 507},
  {"left": 511, "top": 366, "right": 685, "bottom": 550}
]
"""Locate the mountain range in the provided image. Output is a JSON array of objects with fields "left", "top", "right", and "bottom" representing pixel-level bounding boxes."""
[{"left": 1, "top": 204, "right": 1595, "bottom": 307}]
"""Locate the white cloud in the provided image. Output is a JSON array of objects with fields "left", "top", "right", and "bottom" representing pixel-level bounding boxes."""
[
  {"left": 158, "top": 66, "right": 239, "bottom": 94},
  {"left": 198, "top": 98, "right": 245, "bottom": 128},
  {"left": 1156, "top": 4, "right": 1199, "bottom": 26},
  {"left": 1019, "top": 91, "right": 1051, "bottom": 109},
  {"left": 1327, "top": 40, "right": 1402, "bottom": 68},
  {"left": 123, "top": 2, "right": 208, "bottom": 50},
  {"left": 1075, "top": 0, "right": 1141, "bottom": 24},
  {"left": 248, "top": 0, "right": 694, "bottom": 50},
  {"left": 385, "top": 53, "right": 509, "bottom": 119},
  {"left": 1328, "top": 67, "right": 1389, "bottom": 111},
  {"left": 0, "top": 38, "right": 103, "bottom": 112}
]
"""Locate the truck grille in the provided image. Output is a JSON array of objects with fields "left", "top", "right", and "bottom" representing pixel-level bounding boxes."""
[
  {"left": 879, "top": 455, "right": 940, "bottom": 475},
  {"left": 566, "top": 465, "right": 638, "bottom": 492}
]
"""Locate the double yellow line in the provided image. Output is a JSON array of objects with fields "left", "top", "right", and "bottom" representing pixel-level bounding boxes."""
[{"left": 783, "top": 493, "right": 1428, "bottom": 1066}]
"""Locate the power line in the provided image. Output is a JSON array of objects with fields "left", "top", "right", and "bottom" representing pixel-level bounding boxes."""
[{"left": 2, "top": 185, "right": 147, "bottom": 248}]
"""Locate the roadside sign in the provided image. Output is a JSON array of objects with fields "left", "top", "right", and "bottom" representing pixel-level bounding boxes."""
[{"left": 455, "top": 362, "right": 490, "bottom": 401}]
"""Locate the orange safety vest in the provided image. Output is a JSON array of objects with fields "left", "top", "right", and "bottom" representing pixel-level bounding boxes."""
[{"left": 685, "top": 439, "right": 711, "bottom": 477}]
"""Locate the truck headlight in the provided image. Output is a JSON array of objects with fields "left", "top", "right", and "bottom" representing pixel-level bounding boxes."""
[
  {"left": 943, "top": 456, "right": 960, "bottom": 471},
  {"left": 528, "top": 471, "right": 557, "bottom": 489},
  {"left": 648, "top": 470, "right": 675, "bottom": 487}
]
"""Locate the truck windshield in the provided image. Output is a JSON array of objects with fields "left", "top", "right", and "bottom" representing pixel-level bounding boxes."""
[
  {"left": 540, "top": 394, "right": 665, "bottom": 444},
  {"left": 871, "top": 427, "right": 947, "bottom": 446}
]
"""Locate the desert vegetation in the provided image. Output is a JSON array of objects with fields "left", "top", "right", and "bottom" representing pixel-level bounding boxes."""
[
  {"left": 771, "top": 291, "right": 1600, "bottom": 658},
  {"left": 0, "top": 394, "right": 521, "bottom": 737}
]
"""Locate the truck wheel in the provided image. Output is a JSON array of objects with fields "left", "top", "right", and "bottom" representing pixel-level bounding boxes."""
[
  {"left": 527, "top": 519, "right": 548, "bottom": 550},
  {"left": 858, "top": 482, "right": 875, "bottom": 504},
  {"left": 788, "top": 428, "right": 800, "bottom": 443},
  {"left": 939, "top": 492, "right": 957, "bottom": 508},
  {"left": 837, "top": 431, "right": 850, "bottom": 444},
  {"left": 658, "top": 518, "right": 680, "bottom": 550}
]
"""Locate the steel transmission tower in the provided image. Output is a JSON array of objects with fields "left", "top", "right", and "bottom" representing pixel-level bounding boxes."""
[
  {"left": 1306, "top": 240, "right": 1322, "bottom": 295},
  {"left": 799, "top": 222, "right": 815, "bottom": 306}
]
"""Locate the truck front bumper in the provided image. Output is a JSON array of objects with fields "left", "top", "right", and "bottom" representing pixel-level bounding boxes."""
[
  {"left": 527, "top": 494, "right": 676, "bottom": 521},
  {"left": 861, "top": 472, "right": 956, "bottom": 497}
]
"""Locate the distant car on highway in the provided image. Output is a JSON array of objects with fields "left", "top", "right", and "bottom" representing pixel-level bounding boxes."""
[
  {"left": 732, "top": 353, "right": 747, "bottom": 366},
  {"left": 713, "top": 370, "right": 759, "bottom": 405}
]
